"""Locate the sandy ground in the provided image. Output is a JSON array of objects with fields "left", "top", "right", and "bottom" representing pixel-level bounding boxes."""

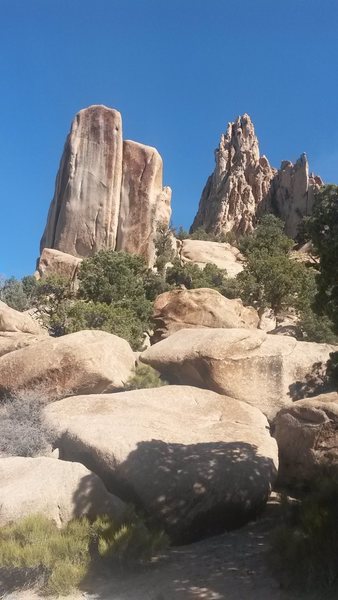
[{"left": 1, "top": 499, "right": 299, "bottom": 600}]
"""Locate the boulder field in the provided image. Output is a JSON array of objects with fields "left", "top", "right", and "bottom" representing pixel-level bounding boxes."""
[
  {"left": 44, "top": 385, "right": 278, "bottom": 543},
  {"left": 141, "top": 328, "right": 337, "bottom": 419}
]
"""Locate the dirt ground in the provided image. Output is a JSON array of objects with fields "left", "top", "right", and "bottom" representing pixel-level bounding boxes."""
[{"left": 1, "top": 498, "right": 300, "bottom": 600}]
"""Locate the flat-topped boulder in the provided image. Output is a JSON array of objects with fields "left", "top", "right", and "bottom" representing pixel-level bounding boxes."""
[
  {"left": 179, "top": 239, "right": 243, "bottom": 277},
  {"left": 44, "top": 385, "right": 278, "bottom": 543},
  {"left": 141, "top": 328, "right": 337, "bottom": 419},
  {"left": 0, "top": 329, "right": 135, "bottom": 400},
  {"left": 151, "top": 288, "right": 258, "bottom": 343},
  {"left": 0, "top": 456, "right": 126, "bottom": 526},
  {"left": 36, "top": 248, "right": 82, "bottom": 282}
]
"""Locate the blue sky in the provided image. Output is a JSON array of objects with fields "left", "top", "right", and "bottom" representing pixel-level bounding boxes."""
[{"left": 1, "top": 0, "right": 338, "bottom": 277}]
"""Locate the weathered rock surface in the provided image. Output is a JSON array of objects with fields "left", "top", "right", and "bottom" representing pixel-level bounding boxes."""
[
  {"left": 0, "top": 330, "right": 135, "bottom": 400},
  {"left": 40, "top": 105, "right": 171, "bottom": 266},
  {"left": 151, "top": 288, "right": 258, "bottom": 343},
  {"left": 36, "top": 248, "right": 82, "bottom": 282},
  {"left": 0, "top": 332, "right": 46, "bottom": 358},
  {"left": 191, "top": 114, "right": 322, "bottom": 239},
  {"left": 0, "top": 301, "right": 45, "bottom": 336},
  {"left": 265, "top": 154, "right": 323, "bottom": 238},
  {"left": 191, "top": 114, "right": 276, "bottom": 237},
  {"left": 41, "top": 105, "right": 123, "bottom": 257},
  {"left": 44, "top": 386, "right": 278, "bottom": 543},
  {"left": 141, "top": 329, "right": 337, "bottom": 420},
  {"left": 179, "top": 239, "right": 243, "bottom": 277},
  {"left": 274, "top": 392, "right": 338, "bottom": 486},
  {"left": 0, "top": 456, "right": 126, "bottom": 526},
  {"left": 116, "top": 140, "right": 172, "bottom": 265}
]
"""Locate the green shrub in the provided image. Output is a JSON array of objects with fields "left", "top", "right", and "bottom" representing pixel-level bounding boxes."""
[
  {"left": 0, "top": 511, "right": 168, "bottom": 595},
  {"left": 125, "top": 364, "right": 168, "bottom": 390},
  {"left": 165, "top": 258, "right": 228, "bottom": 291},
  {"left": 0, "top": 275, "right": 37, "bottom": 312},
  {"left": 270, "top": 477, "right": 338, "bottom": 595}
]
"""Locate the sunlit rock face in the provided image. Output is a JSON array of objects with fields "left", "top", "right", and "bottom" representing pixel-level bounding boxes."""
[
  {"left": 191, "top": 114, "right": 276, "bottom": 236},
  {"left": 116, "top": 140, "right": 172, "bottom": 265},
  {"left": 191, "top": 114, "right": 322, "bottom": 239},
  {"left": 40, "top": 105, "right": 171, "bottom": 265},
  {"left": 41, "top": 105, "right": 123, "bottom": 258}
]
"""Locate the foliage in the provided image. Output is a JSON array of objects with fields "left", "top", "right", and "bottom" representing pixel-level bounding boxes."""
[
  {"left": 125, "top": 364, "right": 168, "bottom": 390},
  {"left": 166, "top": 258, "right": 228, "bottom": 291},
  {"left": 305, "top": 185, "right": 338, "bottom": 333},
  {"left": 154, "top": 223, "right": 176, "bottom": 274},
  {"left": 187, "top": 226, "right": 235, "bottom": 244},
  {"left": 0, "top": 275, "right": 37, "bottom": 312},
  {"left": 0, "top": 511, "right": 168, "bottom": 595},
  {"left": 234, "top": 215, "right": 313, "bottom": 314},
  {"left": 32, "top": 275, "right": 74, "bottom": 336},
  {"left": 270, "top": 477, "right": 338, "bottom": 595},
  {"left": 0, "top": 391, "right": 55, "bottom": 458}
]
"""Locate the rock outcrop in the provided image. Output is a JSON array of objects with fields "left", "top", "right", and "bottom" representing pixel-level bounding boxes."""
[
  {"left": 40, "top": 105, "right": 171, "bottom": 266},
  {"left": 0, "top": 330, "right": 135, "bottom": 400},
  {"left": 264, "top": 154, "right": 323, "bottom": 238},
  {"left": 0, "top": 456, "right": 126, "bottom": 526},
  {"left": 0, "top": 301, "right": 46, "bottom": 336},
  {"left": 36, "top": 248, "right": 82, "bottom": 282},
  {"left": 44, "top": 386, "right": 278, "bottom": 543},
  {"left": 141, "top": 328, "right": 337, "bottom": 420},
  {"left": 191, "top": 114, "right": 322, "bottom": 239},
  {"left": 191, "top": 114, "right": 276, "bottom": 236},
  {"left": 0, "top": 332, "right": 46, "bottom": 358},
  {"left": 273, "top": 392, "right": 338, "bottom": 486},
  {"left": 151, "top": 288, "right": 259, "bottom": 343},
  {"left": 179, "top": 239, "right": 244, "bottom": 277},
  {"left": 116, "top": 140, "right": 172, "bottom": 264}
]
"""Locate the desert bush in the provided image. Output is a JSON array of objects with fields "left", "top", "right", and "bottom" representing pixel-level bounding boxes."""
[
  {"left": 0, "top": 391, "right": 55, "bottom": 458},
  {"left": 270, "top": 477, "right": 338, "bottom": 595},
  {"left": 0, "top": 511, "right": 168, "bottom": 595},
  {"left": 165, "top": 258, "right": 228, "bottom": 291},
  {"left": 0, "top": 275, "right": 37, "bottom": 312},
  {"left": 125, "top": 364, "right": 168, "bottom": 390}
]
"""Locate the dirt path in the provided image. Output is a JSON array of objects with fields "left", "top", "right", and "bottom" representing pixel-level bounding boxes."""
[{"left": 2, "top": 499, "right": 297, "bottom": 600}]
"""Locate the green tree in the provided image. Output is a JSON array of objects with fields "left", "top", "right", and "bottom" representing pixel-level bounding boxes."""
[
  {"left": 165, "top": 258, "right": 228, "bottom": 291},
  {"left": 306, "top": 184, "right": 338, "bottom": 333},
  {"left": 0, "top": 275, "right": 37, "bottom": 311}
]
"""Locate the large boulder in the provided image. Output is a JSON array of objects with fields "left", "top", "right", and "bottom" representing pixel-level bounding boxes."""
[
  {"left": 141, "top": 329, "right": 337, "bottom": 420},
  {"left": 0, "top": 456, "right": 126, "bottom": 526},
  {"left": 44, "top": 386, "right": 278, "bottom": 543},
  {"left": 36, "top": 248, "right": 82, "bottom": 283},
  {"left": 116, "top": 140, "right": 172, "bottom": 266},
  {"left": 151, "top": 288, "right": 258, "bottom": 343},
  {"left": 0, "top": 332, "right": 46, "bottom": 358},
  {"left": 179, "top": 239, "right": 243, "bottom": 277},
  {"left": 0, "top": 301, "right": 45, "bottom": 335},
  {"left": 0, "top": 330, "right": 135, "bottom": 400},
  {"left": 273, "top": 392, "right": 338, "bottom": 486}
]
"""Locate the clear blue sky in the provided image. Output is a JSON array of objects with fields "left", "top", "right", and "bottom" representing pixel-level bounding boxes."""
[{"left": 1, "top": 0, "right": 337, "bottom": 278}]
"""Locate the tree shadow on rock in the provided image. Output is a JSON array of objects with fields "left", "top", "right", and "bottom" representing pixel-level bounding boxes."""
[{"left": 288, "top": 361, "right": 335, "bottom": 401}]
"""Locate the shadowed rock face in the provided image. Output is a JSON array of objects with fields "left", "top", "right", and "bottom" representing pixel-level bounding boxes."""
[
  {"left": 191, "top": 114, "right": 322, "bottom": 239},
  {"left": 41, "top": 105, "right": 123, "bottom": 257},
  {"left": 40, "top": 105, "right": 171, "bottom": 265}
]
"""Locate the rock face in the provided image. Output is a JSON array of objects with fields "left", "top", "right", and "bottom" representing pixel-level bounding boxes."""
[
  {"left": 36, "top": 248, "right": 82, "bottom": 283},
  {"left": 191, "top": 114, "right": 276, "bottom": 236},
  {"left": 265, "top": 154, "right": 323, "bottom": 239},
  {"left": 40, "top": 105, "right": 171, "bottom": 266},
  {"left": 0, "top": 456, "right": 126, "bottom": 526},
  {"left": 41, "top": 105, "right": 123, "bottom": 257},
  {"left": 0, "top": 330, "right": 135, "bottom": 400},
  {"left": 151, "top": 288, "right": 259, "bottom": 343},
  {"left": 179, "top": 239, "right": 244, "bottom": 277},
  {"left": 116, "top": 140, "right": 172, "bottom": 264},
  {"left": 0, "top": 301, "right": 45, "bottom": 336},
  {"left": 191, "top": 114, "right": 322, "bottom": 239},
  {"left": 44, "top": 386, "right": 278, "bottom": 543},
  {"left": 0, "top": 332, "right": 46, "bottom": 358},
  {"left": 141, "top": 328, "right": 337, "bottom": 420},
  {"left": 273, "top": 392, "right": 338, "bottom": 486}
]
